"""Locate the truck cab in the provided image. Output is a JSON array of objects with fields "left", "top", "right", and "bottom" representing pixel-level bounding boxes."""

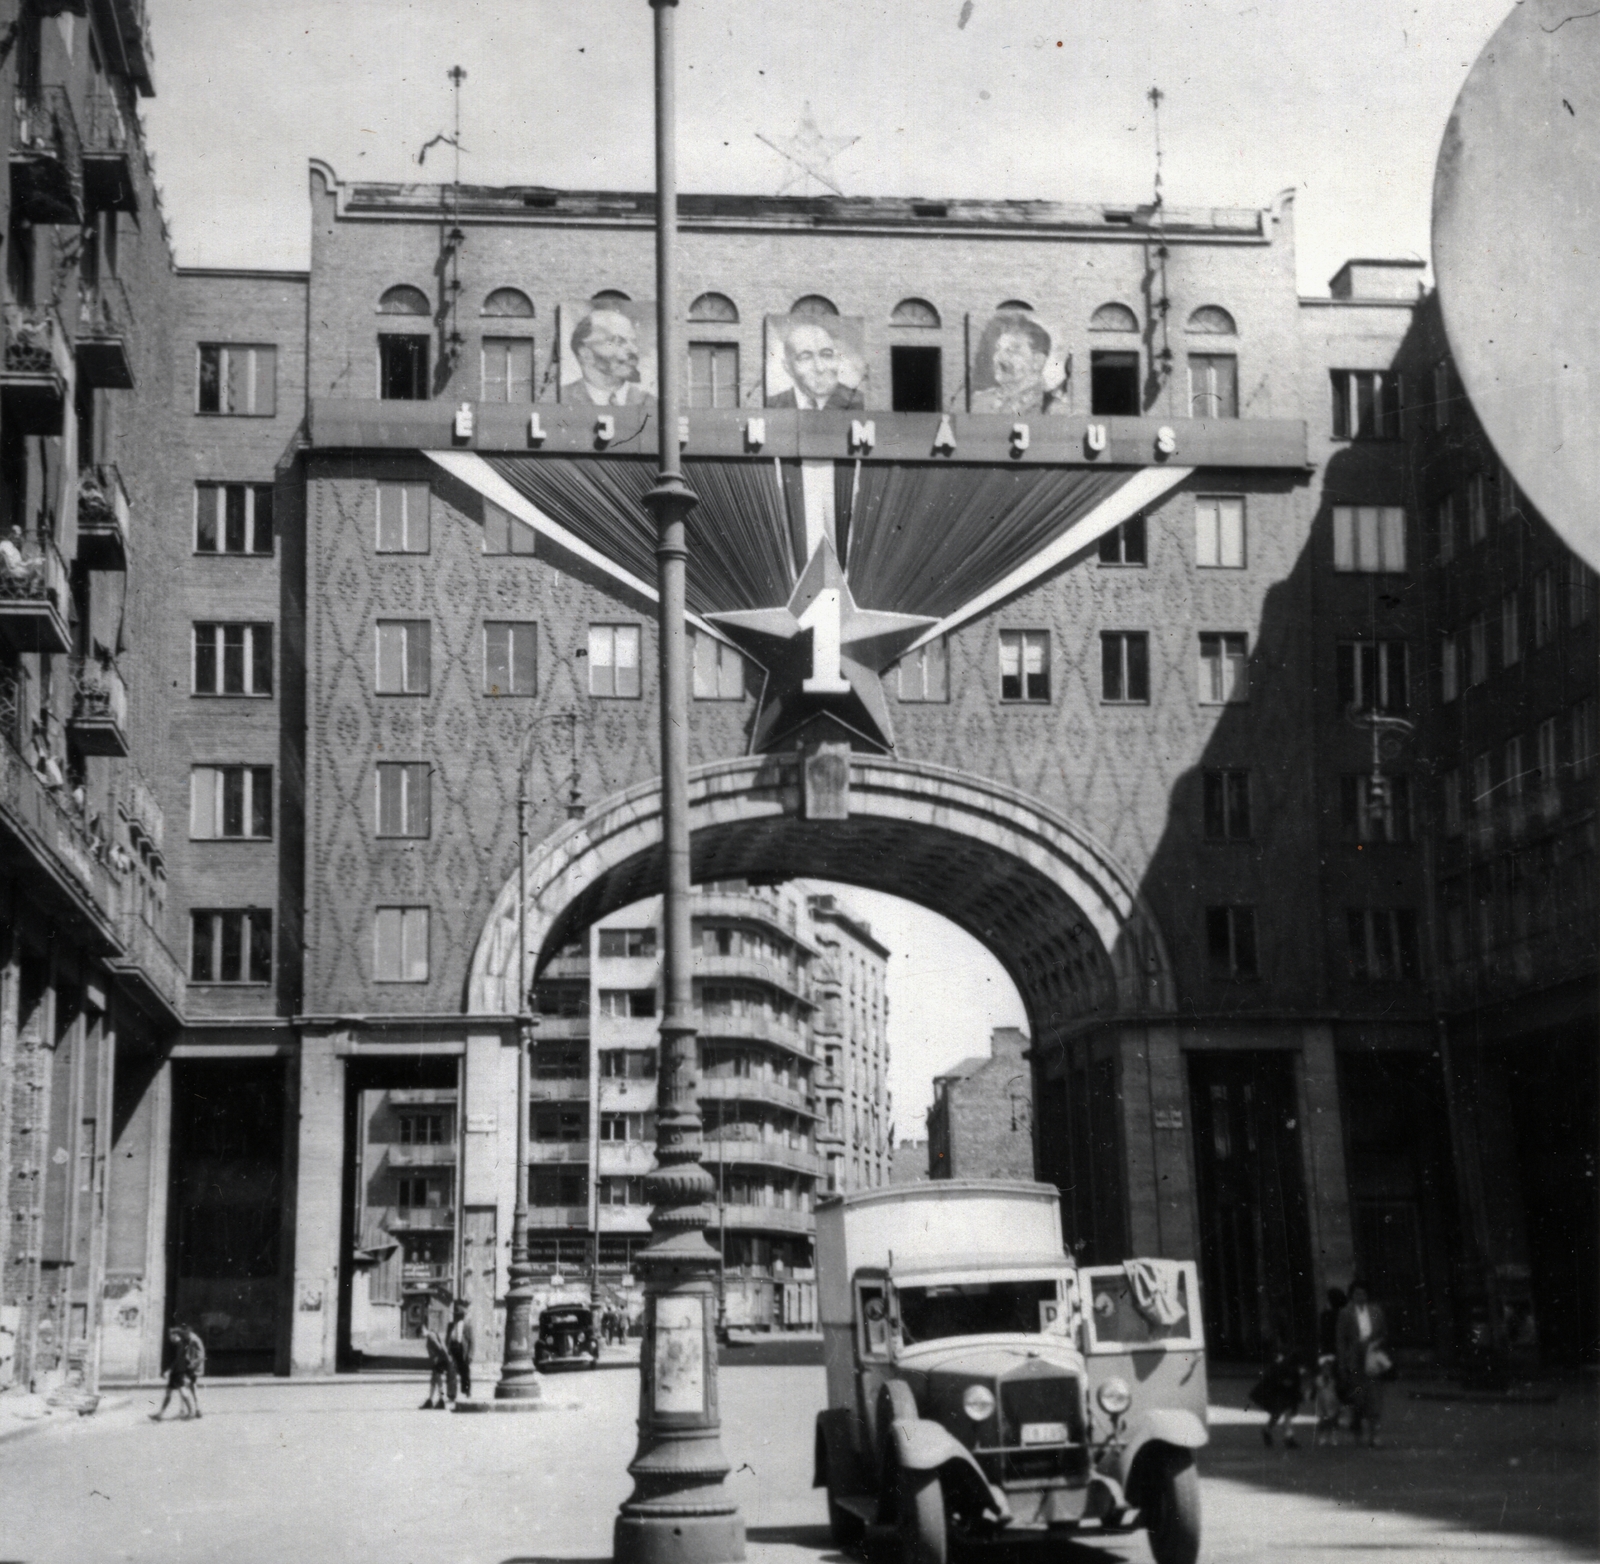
[{"left": 812, "top": 1181, "right": 1206, "bottom": 1564}]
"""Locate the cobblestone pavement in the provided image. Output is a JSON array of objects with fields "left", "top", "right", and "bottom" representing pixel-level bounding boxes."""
[{"left": 0, "top": 1362, "right": 1592, "bottom": 1564}]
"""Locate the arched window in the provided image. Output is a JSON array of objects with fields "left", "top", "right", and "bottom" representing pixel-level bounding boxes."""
[
  {"left": 890, "top": 298, "right": 941, "bottom": 328},
  {"left": 1090, "top": 302, "right": 1140, "bottom": 333},
  {"left": 996, "top": 299, "right": 1034, "bottom": 312},
  {"left": 482, "top": 287, "right": 534, "bottom": 317},
  {"left": 590, "top": 289, "right": 632, "bottom": 306},
  {"left": 378, "top": 285, "right": 430, "bottom": 316},
  {"left": 1187, "top": 305, "right": 1237, "bottom": 335},
  {"left": 688, "top": 292, "right": 739, "bottom": 323},
  {"left": 790, "top": 294, "right": 839, "bottom": 318}
]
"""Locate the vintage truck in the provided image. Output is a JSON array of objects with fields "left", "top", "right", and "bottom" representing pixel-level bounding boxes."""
[{"left": 812, "top": 1181, "right": 1206, "bottom": 1564}]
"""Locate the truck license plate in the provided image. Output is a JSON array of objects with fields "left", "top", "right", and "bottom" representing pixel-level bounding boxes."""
[{"left": 1020, "top": 1422, "right": 1068, "bottom": 1445}]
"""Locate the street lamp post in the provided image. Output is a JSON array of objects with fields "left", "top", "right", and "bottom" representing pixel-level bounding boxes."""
[{"left": 614, "top": 4, "right": 744, "bottom": 1561}]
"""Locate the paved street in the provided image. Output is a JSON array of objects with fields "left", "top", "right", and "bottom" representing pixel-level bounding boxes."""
[{"left": 0, "top": 1361, "right": 1593, "bottom": 1564}]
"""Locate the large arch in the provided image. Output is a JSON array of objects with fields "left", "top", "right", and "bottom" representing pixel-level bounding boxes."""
[{"left": 467, "top": 755, "right": 1174, "bottom": 1044}]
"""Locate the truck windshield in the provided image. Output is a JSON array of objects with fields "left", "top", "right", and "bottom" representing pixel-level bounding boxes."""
[{"left": 896, "top": 1280, "right": 1059, "bottom": 1343}]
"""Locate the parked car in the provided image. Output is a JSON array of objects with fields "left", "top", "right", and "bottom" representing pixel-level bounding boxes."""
[
  {"left": 812, "top": 1180, "right": 1207, "bottom": 1564},
  {"left": 535, "top": 1304, "right": 600, "bottom": 1371}
]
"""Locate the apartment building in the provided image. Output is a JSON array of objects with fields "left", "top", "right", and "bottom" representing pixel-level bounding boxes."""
[{"left": 928, "top": 1026, "right": 1035, "bottom": 1182}]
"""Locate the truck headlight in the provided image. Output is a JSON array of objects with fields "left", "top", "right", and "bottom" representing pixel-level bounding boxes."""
[
  {"left": 962, "top": 1385, "right": 996, "bottom": 1421},
  {"left": 1096, "top": 1377, "right": 1132, "bottom": 1415}
]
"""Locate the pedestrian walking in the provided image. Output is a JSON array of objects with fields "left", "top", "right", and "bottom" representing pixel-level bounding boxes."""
[
  {"left": 149, "top": 1324, "right": 205, "bottom": 1421},
  {"left": 446, "top": 1298, "right": 474, "bottom": 1400},
  {"left": 1336, "top": 1280, "right": 1392, "bottom": 1447},
  {"left": 420, "top": 1324, "right": 456, "bottom": 1408},
  {"left": 1248, "top": 1328, "right": 1305, "bottom": 1449}
]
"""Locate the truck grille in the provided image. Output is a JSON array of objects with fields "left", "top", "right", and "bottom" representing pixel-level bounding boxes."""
[{"left": 999, "top": 1375, "right": 1083, "bottom": 1447}]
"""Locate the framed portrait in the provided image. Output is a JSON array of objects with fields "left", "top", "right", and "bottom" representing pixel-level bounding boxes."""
[
  {"left": 968, "top": 310, "right": 1071, "bottom": 416},
  {"left": 558, "top": 298, "right": 658, "bottom": 406},
  {"left": 764, "top": 313, "right": 868, "bottom": 410}
]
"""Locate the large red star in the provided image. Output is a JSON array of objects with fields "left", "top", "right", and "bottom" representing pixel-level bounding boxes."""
[{"left": 708, "top": 539, "right": 935, "bottom": 752}]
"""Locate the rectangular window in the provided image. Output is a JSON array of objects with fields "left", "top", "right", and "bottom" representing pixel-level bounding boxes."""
[
  {"left": 376, "top": 620, "right": 431, "bottom": 694},
  {"left": 1472, "top": 751, "right": 1493, "bottom": 817},
  {"left": 1436, "top": 495, "right": 1456, "bottom": 563},
  {"left": 197, "top": 344, "right": 276, "bottom": 416},
  {"left": 688, "top": 342, "right": 740, "bottom": 409},
  {"left": 1568, "top": 560, "right": 1596, "bottom": 626},
  {"left": 896, "top": 638, "right": 948, "bottom": 702},
  {"left": 598, "top": 928, "right": 657, "bottom": 958},
  {"left": 692, "top": 629, "right": 745, "bottom": 699},
  {"left": 599, "top": 1177, "right": 647, "bottom": 1207},
  {"left": 398, "top": 1112, "right": 446, "bottom": 1146},
  {"left": 1443, "top": 768, "right": 1463, "bottom": 837},
  {"left": 598, "top": 988, "right": 657, "bottom": 1018},
  {"left": 530, "top": 1169, "right": 588, "bottom": 1207},
  {"left": 1346, "top": 909, "right": 1420, "bottom": 982},
  {"left": 1497, "top": 460, "right": 1519, "bottom": 522},
  {"left": 1194, "top": 496, "right": 1245, "bottom": 568},
  {"left": 1205, "top": 906, "right": 1258, "bottom": 978},
  {"left": 534, "top": 982, "right": 589, "bottom": 1020},
  {"left": 1503, "top": 734, "right": 1525, "bottom": 802},
  {"left": 374, "top": 906, "right": 430, "bottom": 983},
  {"left": 376, "top": 762, "right": 431, "bottom": 838},
  {"left": 1098, "top": 515, "right": 1147, "bottom": 565},
  {"left": 1467, "top": 614, "right": 1488, "bottom": 686},
  {"left": 190, "top": 765, "right": 273, "bottom": 840},
  {"left": 1535, "top": 717, "right": 1558, "bottom": 791},
  {"left": 1441, "top": 633, "right": 1460, "bottom": 702},
  {"left": 1467, "top": 474, "right": 1489, "bottom": 544},
  {"left": 190, "top": 909, "right": 272, "bottom": 983},
  {"left": 1100, "top": 631, "right": 1149, "bottom": 704},
  {"left": 1340, "top": 773, "right": 1413, "bottom": 843},
  {"left": 397, "top": 1175, "right": 446, "bottom": 1209},
  {"left": 1501, "top": 592, "right": 1521, "bottom": 667},
  {"left": 532, "top": 1106, "right": 589, "bottom": 1143},
  {"left": 600, "top": 1112, "right": 650, "bottom": 1142},
  {"left": 376, "top": 482, "right": 431, "bottom": 553},
  {"left": 600, "top": 1049, "right": 655, "bottom": 1080},
  {"left": 192, "top": 623, "right": 273, "bottom": 696},
  {"left": 484, "top": 621, "right": 537, "bottom": 696},
  {"left": 1332, "top": 506, "right": 1406, "bottom": 573},
  {"left": 1330, "top": 369, "right": 1401, "bottom": 440},
  {"left": 1090, "top": 350, "right": 1140, "bottom": 415},
  {"left": 379, "top": 334, "right": 430, "bottom": 401},
  {"left": 1335, "top": 639, "right": 1408, "bottom": 713},
  {"left": 1198, "top": 633, "right": 1248, "bottom": 705},
  {"left": 481, "top": 337, "right": 534, "bottom": 403},
  {"left": 194, "top": 483, "right": 274, "bottom": 555},
  {"left": 1433, "top": 361, "right": 1452, "bottom": 431},
  {"left": 482, "top": 500, "right": 536, "bottom": 556},
  {"left": 1533, "top": 568, "right": 1557, "bottom": 647},
  {"left": 1202, "top": 770, "right": 1251, "bottom": 840},
  {"left": 1000, "top": 629, "right": 1051, "bottom": 703},
  {"left": 589, "top": 623, "right": 642, "bottom": 698},
  {"left": 889, "top": 345, "right": 942, "bottom": 413},
  {"left": 1573, "top": 697, "right": 1598, "bottom": 781},
  {"left": 1187, "top": 353, "right": 1238, "bottom": 418}
]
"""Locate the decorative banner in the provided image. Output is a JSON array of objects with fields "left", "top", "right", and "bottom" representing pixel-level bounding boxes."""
[
  {"left": 653, "top": 1294, "right": 707, "bottom": 1414},
  {"left": 968, "top": 310, "right": 1071, "bottom": 416},
  {"left": 764, "top": 314, "right": 867, "bottom": 409},
  {"left": 558, "top": 299, "right": 658, "bottom": 407}
]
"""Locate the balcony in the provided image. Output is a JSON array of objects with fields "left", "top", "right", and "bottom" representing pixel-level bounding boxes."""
[
  {"left": 11, "top": 86, "right": 82, "bottom": 224},
  {"left": 597, "top": 1205, "right": 651, "bottom": 1234},
  {"left": 2, "top": 305, "right": 73, "bottom": 435},
  {"left": 0, "top": 535, "right": 70, "bottom": 653},
  {"left": 529, "top": 1076, "right": 589, "bottom": 1102},
  {"left": 106, "top": 897, "right": 184, "bottom": 1030},
  {"left": 529, "top": 1142, "right": 589, "bottom": 1164},
  {"left": 599, "top": 1076, "right": 656, "bottom": 1113},
  {"left": 700, "top": 1074, "right": 817, "bottom": 1119},
  {"left": 695, "top": 950, "right": 813, "bottom": 1006},
  {"left": 75, "top": 464, "right": 130, "bottom": 570},
  {"left": 698, "top": 1009, "right": 814, "bottom": 1059},
  {"left": 79, "top": 92, "right": 137, "bottom": 212},
  {"left": 76, "top": 276, "right": 135, "bottom": 389},
  {"left": 596, "top": 1141, "right": 654, "bottom": 1177},
  {"left": 703, "top": 1135, "right": 822, "bottom": 1177},
  {"left": 67, "top": 659, "right": 129, "bottom": 757},
  {"left": 375, "top": 1206, "right": 454, "bottom": 1231},
  {"left": 383, "top": 1143, "right": 457, "bottom": 1168},
  {"left": 527, "top": 1206, "right": 590, "bottom": 1229},
  {"left": 713, "top": 1206, "right": 813, "bottom": 1236}
]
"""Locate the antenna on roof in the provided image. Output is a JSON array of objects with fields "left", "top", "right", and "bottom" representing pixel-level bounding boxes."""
[
  {"left": 417, "top": 67, "right": 469, "bottom": 368},
  {"left": 1145, "top": 86, "right": 1173, "bottom": 389},
  {"left": 1147, "top": 85, "right": 1165, "bottom": 215}
]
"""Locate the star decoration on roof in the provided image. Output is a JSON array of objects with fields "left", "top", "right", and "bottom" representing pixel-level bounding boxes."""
[
  {"left": 756, "top": 103, "right": 860, "bottom": 197},
  {"left": 709, "top": 539, "right": 935, "bottom": 753}
]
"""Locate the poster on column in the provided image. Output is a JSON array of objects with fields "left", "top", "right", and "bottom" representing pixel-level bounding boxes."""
[
  {"left": 558, "top": 299, "right": 659, "bottom": 407},
  {"left": 653, "top": 1294, "right": 707, "bottom": 1414}
]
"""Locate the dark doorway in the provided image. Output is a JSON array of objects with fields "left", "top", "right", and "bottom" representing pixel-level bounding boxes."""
[
  {"left": 1038, "top": 1035, "right": 1126, "bottom": 1263},
  {"left": 1188, "top": 1051, "right": 1316, "bottom": 1360},
  {"left": 891, "top": 346, "right": 942, "bottom": 412},
  {"left": 1090, "top": 350, "right": 1141, "bottom": 415},
  {"left": 379, "top": 334, "right": 430, "bottom": 401}
]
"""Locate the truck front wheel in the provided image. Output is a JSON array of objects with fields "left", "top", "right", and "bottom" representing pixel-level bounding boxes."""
[
  {"left": 1143, "top": 1449, "right": 1201, "bottom": 1564},
  {"left": 897, "top": 1468, "right": 947, "bottom": 1564}
]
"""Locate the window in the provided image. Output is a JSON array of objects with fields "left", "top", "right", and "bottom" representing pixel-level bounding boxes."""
[
  {"left": 190, "top": 909, "right": 272, "bottom": 984},
  {"left": 376, "top": 762, "right": 431, "bottom": 838},
  {"left": 1205, "top": 906, "right": 1258, "bottom": 978},
  {"left": 534, "top": 982, "right": 589, "bottom": 1019},
  {"left": 533, "top": 1106, "right": 588, "bottom": 1143},
  {"left": 376, "top": 620, "right": 431, "bottom": 694},
  {"left": 1472, "top": 752, "right": 1493, "bottom": 817},
  {"left": 1186, "top": 305, "right": 1236, "bottom": 335},
  {"left": 398, "top": 1112, "right": 446, "bottom": 1146},
  {"left": 598, "top": 989, "right": 657, "bottom": 1018},
  {"left": 1195, "top": 497, "right": 1245, "bottom": 568},
  {"left": 598, "top": 928, "right": 657, "bottom": 958},
  {"left": 688, "top": 292, "right": 738, "bottom": 323},
  {"left": 896, "top": 638, "right": 948, "bottom": 702},
  {"left": 482, "top": 500, "right": 535, "bottom": 555},
  {"left": 890, "top": 346, "right": 942, "bottom": 412},
  {"left": 376, "top": 482, "right": 430, "bottom": 553},
  {"left": 1497, "top": 460, "right": 1520, "bottom": 522},
  {"left": 1346, "top": 909, "right": 1419, "bottom": 982},
  {"left": 374, "top": 906, "right": 429, "bottom": 982},
  {"left": 379, "top": 334, "right": 429, "bottom": 400},
  {"left": 790, "top": 294, "right": 838, "bottom": 318},
  {"left": 192, "top": 623, "right": 273, "bottom": 696},
  {"left": 1202, "top": 770, "right": 1251, "bottom": 840},
  {"left": 1330, "top": 370, "right": 1400, "bottom": 439},
  {"left": 484, "top": 621, "right": 537, "bottom": 696},
  {"left": 1503, "top": 735, "right": 1526, "bottom": 801},
  {"left": 1436, "top": 495, "right": 1456, "bottom": 563},
  {"left": 197, "top": 344, "right": 276, "bottom": 416},
  {"left": 890, "top": 297, "right": 940, "bottom": 327},
  {"left": 1337, "top": 639, "right": 1408, "bottom": 713},
  {"left": 687, "top": 342, "right": 739, "bottom": 409},
  {"left": 1100, "top": 631, "right": 1149, "bottom": 704},
  {"left": 1090, "top": 302, "right": 1139, "bottom": 333},
  {"left": 531, "top": 1169, "right": 589, "bottom": 1207},
  {"left": 1568, "top": 560, "right": 1595, "bottom": 626},
  {"left": 1536, "top": 718, "right": 1559, "bottom": 790},
  {"left": 1000, "top": 629, "right": 1050, "bottom": 702},
  {"left": 1573, "top": 697, "right": 1598, "bottom": 781},
  {"left": 194, "top": 483, "right": 273, "bottom": 555},
  {"left": 1332, "top": 506, "right": 1406, "bottom": 573},
  {"left": 589, "top": 623, "right": 641, "bottom": 698},
  {"left": 1466, "top": 474, "right": 1489, "bottom": 544},
  {"left": 1090, "top": 351, "right": 1140, "bottom": 415},
  {"left": 1187, "top": 354, "right": 1238, "bottom": 417},
  {"left": 600, "top": 1177, "right": 647, "bottom": 1207},
  {"left": 1433, "top": 361, "right": 1452, "bottom": 431},
  {"left": 690, "top": 629, "right": 745, "bottom": 699},
  {"left": 397, "top": 1175, "right": 446, "bottom": 1210},
  {"left": 1198, "top": 633, "right": 1248, "bottom": 704},
  {"left": 1340, "top": 773, "right": 1412, "bottom": 842},
  {"left": 1098, "top": 515, "right": 1146, "bottom": 565},
  {"left": 1442, "top": 769, "right": 1463, "bottom": 836},
  {"left": 481, "top": 337, "right": 534, "bottom": 403},
  {"left": 1441, "top": 633, "right": 1460, "bottom": 702},
  {"left": 482, "top": 287, "right": 534, "bottom": 318},
  {"left": 1467, "top": 614, "right": 1488, "bottom": 686},
  {"left": 379, "top": 285, "right": 431, "bottom": 316},
  {"left": 600, "top": 1112, "right": 650, "bottom": 1142},
  {"left": 1533, "top": 568, "right": 1557, "bottom": 647},
  {"left": 600, "top": 1049, "right": 655, "bottom": 1080},
  {"left": 190, "top": 765, "right": 272, "bottom": 840}
]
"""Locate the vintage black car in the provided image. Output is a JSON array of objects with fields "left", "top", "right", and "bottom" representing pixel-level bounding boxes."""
[{"left": 535, "top": 1304, "right": 600, "bottom": 1371}]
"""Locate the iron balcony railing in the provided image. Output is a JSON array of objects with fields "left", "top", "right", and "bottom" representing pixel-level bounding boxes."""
[
  {"left": 75, "top": 275, "right": 135, "bottom": 387},
  {"left": 79, "top": 90, "right": 131, "bottom": 157},
  {"left": 70, "top": 657, "right": 128, "bottom": 730},
  {"left": 0, "top": 532, "right": 68, "bottom": 609},
  {"left": 3, "top": 303, "right": 73, "bottom": 383},
  {"left": 11, "top": 86, "right": 82, "bottom": 223}
]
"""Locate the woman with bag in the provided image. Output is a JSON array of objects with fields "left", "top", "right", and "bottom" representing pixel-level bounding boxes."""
[{"left": 1336, "top": 1280, "right": 1392, "bottom": 1447}]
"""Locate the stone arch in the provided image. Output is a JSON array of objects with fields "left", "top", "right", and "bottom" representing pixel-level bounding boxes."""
[{"left": 467, "top": 754, "right": 1174, "bottom": 1044}]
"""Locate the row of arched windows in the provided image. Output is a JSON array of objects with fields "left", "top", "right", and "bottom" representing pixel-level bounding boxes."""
[{"left": 378, "top": 283, "right": 1238, "bottom": 336}]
